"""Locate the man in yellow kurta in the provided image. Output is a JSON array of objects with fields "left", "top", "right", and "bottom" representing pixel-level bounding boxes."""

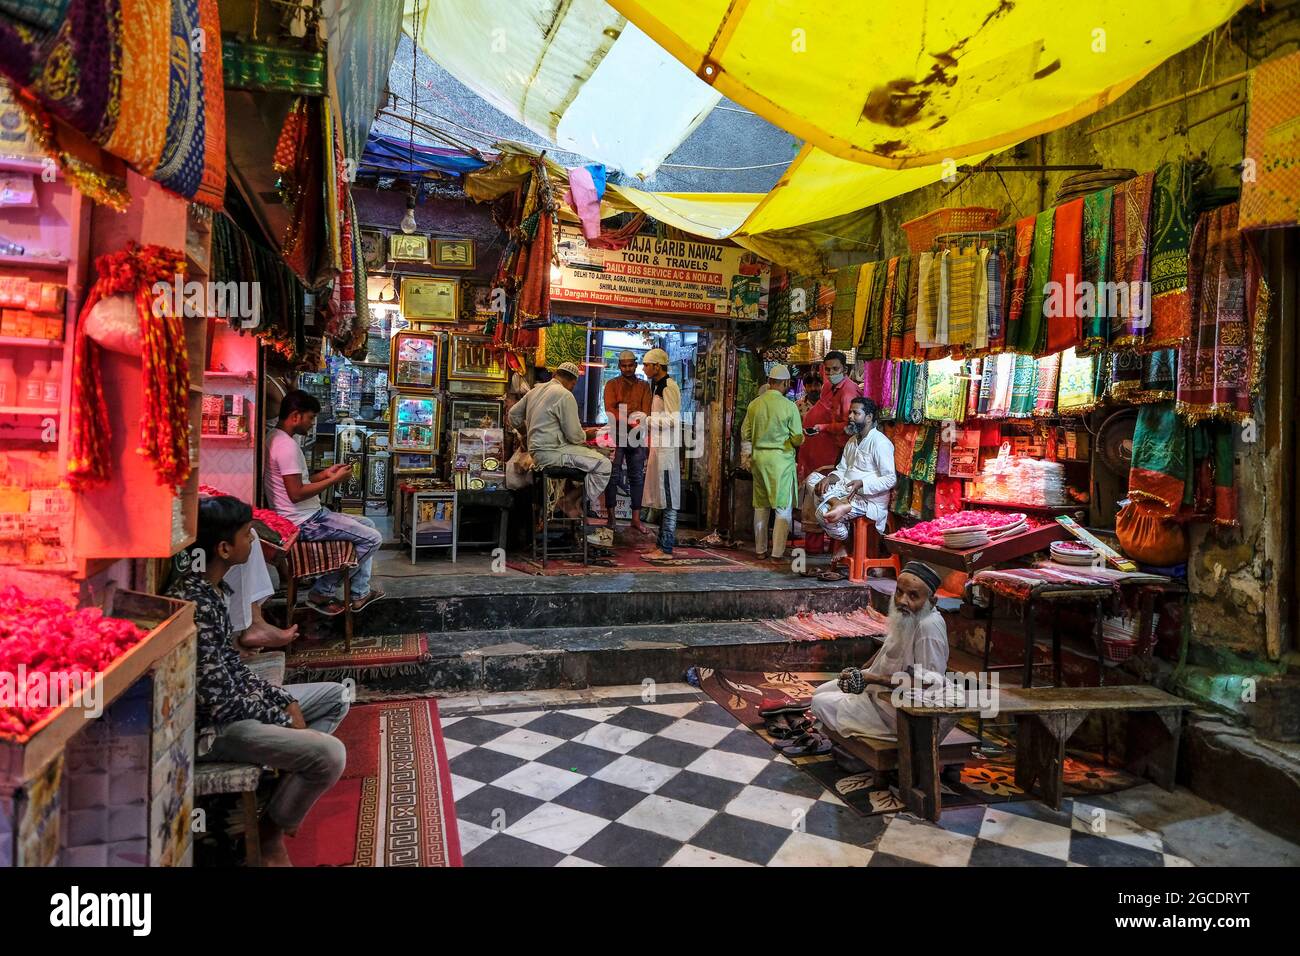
[{"left": 741, "top": 365, "right": 804, "bottom": 561}]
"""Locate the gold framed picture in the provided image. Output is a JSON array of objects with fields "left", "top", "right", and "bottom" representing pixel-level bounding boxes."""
[
  {"left": 433, "top": 238, "right": 476, "bottom": 270},
  {"left": 448, "top": 332, "right": 508, "bottom": 382},
  {"left": 400, "top": 276, "right": 459, "bottom": 322},
  {"left": 389, "top": 233, "right": 430, "bottom": 263}
]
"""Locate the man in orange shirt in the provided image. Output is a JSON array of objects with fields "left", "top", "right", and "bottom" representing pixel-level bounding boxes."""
[
  {"left": 603, "top": 350, "right": 653, "bottom": 535},
  {"left": 798, "top": 351, "right": 860, "bottom": 483}
]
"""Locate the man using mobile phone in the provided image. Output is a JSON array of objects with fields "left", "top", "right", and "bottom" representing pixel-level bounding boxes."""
[{"left": 266, "top": 390, "right": 385, "bottom": 616}]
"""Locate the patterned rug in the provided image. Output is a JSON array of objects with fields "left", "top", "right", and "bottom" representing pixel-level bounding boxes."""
[
  {"left": 697, "top": 669, "right": 1143, "bottom": 817},
  {"left": 284, "top": 633, "right": 430, "bottom": 682},
  {"left": 286, "top": 699, "right": 462, "bottom": 867},
  {"left": 509, "top": 545, "right": 766, "bottom": 576}
]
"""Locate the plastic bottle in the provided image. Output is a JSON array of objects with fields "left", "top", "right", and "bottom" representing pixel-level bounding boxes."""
[
  {"left": 42, "top": 359, "right": 61, "bottom": 407},
  {"left": 21, "top": 359, "right": 48, "bottom": 408},
  {"left": 0, "top": 356, "right": 16, "bottom": 407}
]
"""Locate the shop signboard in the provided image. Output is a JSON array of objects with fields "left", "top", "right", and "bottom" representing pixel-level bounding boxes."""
[{"left": 552, "top": 226, "right": 770, "bottom": 320}]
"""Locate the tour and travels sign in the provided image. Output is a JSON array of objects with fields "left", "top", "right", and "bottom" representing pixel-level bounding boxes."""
[{"left": 553, "top": 226, "right": 770, "bottom": 320}]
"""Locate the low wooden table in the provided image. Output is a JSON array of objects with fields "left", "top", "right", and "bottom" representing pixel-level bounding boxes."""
[
  {"left": 895, "top": 685, "right": 1193, "bottom": 821},
  {"left": 883, "top": 522, "right": 1068, "bottom": 575}
]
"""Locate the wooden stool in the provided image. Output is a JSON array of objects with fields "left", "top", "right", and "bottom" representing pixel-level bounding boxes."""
[
  {"left": 195, "top": 762, "right": 265, "bottom": 865},
  {"left": 532, "top": 465, "right": 590, "bottom": 569},
  {"left": 281, "top": 539, "right": 358, "bottom": 651},
  {"left": 832, "top": 516, "right": 901, "bottom": 583}
]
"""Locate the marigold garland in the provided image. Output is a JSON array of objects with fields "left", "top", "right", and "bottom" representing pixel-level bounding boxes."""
[{"left": 68, "top": 243, "right": 192, "bottom": 491}]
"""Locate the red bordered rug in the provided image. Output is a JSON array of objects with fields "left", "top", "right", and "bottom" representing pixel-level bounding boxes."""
[
  {"left": 284, "top": 632, "right": 430, "bottom": 682},
  {"left": 286, "top": 699, "right": 462, "bottom": 867}
]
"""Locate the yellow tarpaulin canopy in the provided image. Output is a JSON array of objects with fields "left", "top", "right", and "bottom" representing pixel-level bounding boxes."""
[{"left": 607, "top": 0, "right": 1245, "bottom": 168}]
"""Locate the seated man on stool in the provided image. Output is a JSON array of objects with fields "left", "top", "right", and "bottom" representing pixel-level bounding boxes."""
[
  {"left": 807, "top": 396, "right": 895, "bottom": 579},
  {"left": 508, "top": 361, "right": 612, "bottom": 546},
  {"left": 810, "top": 562, "right": 948, "bottom": 741}
]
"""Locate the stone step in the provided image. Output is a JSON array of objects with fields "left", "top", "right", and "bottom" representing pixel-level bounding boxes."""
[{"left": 286, "top": 619, "right": 884, "bottom": 695}]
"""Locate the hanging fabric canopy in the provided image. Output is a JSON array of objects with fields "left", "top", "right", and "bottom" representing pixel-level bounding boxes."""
[
  {"left": 607, "top": 0, "right": 1245, "bottom": 168},
  {"left": 402, "top": 0, "right": 720, "bottom": 180}
]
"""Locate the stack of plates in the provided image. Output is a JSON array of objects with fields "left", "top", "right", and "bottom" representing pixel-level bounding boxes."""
[
  {"left": 943, "top": 524, "right": 991, "bottom": 550},
  {"left": 1054, "top": 168, "right": 1137, "bottom": 205},
  {"left": 986, "top": 514, "right": 1028, "bottom": 539},
  {"left": 1050, "top": 540, "right": 1099, "bottom": 566}
]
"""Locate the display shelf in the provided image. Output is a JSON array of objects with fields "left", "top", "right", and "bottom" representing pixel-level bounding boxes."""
[
  {"left": 0, "top": 336, "right": 62, "bottom": 349},
  {"left": 0, "top": 589, "right": 194, "bottom": 787},
  {"left": 0, "top": 253, "right": 67, "bottom": 269},
  {"left": 199, "top": 432, "right": 251, "bottom": 443},
  {"left": 960, "top": 498, "right": 1086, "bottom": 516}
]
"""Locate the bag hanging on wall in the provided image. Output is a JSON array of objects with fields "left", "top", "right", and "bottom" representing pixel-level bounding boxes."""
[{"left": 1115, "top": 499, "right": 1189, "bottom": 566}]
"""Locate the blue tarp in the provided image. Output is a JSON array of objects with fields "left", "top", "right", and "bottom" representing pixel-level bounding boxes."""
[{"left": 361, "top": 132, "right": 490, "bottom": 176}]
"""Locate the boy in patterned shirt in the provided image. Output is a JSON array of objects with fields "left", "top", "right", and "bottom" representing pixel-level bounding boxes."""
[{"left": 168, "top": 495, "right": 350, "bottom": 866}]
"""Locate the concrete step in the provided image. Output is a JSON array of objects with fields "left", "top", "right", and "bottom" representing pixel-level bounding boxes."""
[
  {"left": 286, "top": 619, "right": 884, "bottom": 695},
  {"left": 348, "top": 570, "right": 889, "bottom": 636}
]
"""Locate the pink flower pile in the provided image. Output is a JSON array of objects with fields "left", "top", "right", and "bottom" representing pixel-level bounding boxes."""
[
  {"left": 891, "top": 510, "right": 1050, "bottom": 547},
  {"left": 0, "top": 587, "right": 146, "bottom": 738}
]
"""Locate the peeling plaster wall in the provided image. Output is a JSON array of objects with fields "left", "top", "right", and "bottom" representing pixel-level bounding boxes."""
[{"left": 831, "top": 5, "right": 1300, "bottom": 661}]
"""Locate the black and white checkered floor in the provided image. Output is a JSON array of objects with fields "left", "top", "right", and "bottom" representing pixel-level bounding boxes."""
[{"left": 442, "top": 687, "right": 1196, "bottom": 867}]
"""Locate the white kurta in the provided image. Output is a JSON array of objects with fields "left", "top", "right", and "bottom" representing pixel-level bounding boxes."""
[
  {"left": 811, "top": 608, "right": 949, "bottom": 741},
  {"left": 806, "top": 426, "right": 896, "bottom": 533},
  {"left": 643, "top": 377, "right": 682, "bottom": 511}
]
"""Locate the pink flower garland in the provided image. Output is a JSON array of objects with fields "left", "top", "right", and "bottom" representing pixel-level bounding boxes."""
[
  {"left": 0, "top": 587, "right": 145, "bottom": 738},
  {"left": 891, "top": 510, "right": 1051, "bottom": 547}
]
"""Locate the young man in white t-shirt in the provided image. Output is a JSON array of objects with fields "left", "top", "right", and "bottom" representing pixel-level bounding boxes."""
[{"left": 266, "top": 390, "right": 385, "bottom": 615}]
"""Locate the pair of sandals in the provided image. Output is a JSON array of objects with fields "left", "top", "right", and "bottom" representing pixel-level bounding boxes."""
[
  {"left": 306, "top": 589, "right": 385, "bottom": 617},
  {"left": 765, "top": 710, "right": 833, "bottom": 757}
]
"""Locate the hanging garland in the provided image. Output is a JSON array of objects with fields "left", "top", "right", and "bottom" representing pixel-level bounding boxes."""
[{"left": 68, "top": 243, "right": 191, "bottom": 491}]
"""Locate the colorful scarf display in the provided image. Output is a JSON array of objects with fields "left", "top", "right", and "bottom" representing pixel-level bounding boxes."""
[
  {"left": 1111, "top": 172, "right": 1154, "bottom": 345},
  {"left": 915, "top": 252, "right": 937, "bottom": 348},
  {"left": 1177, "top": 202, "right": 1266, "bottom": 423},
  {"left": 1005, "top": 215, "right": 1035, "bottom": 349},
  {"left": 1147, "top": 159, "right": 1194, "bottom": 349},
  {"left": 1141, "top": 348, "right": 1178, "bottom": 403},
  {"left": 1046, "top": 198, "right": 1084, "bottom": 354},
  {"left": 1019, "top": 208, "right": 1055, "bottom": 354},
  {"left": 910, "top": 424, "right": 940, "bottom": 483},
  {"left": 830, "top": 265, "right": 858, "bottom": 349},
  {"left": 1240, "top": 49, "right": 1300, "bottom": 230},
  {"left": 1008, "top": 354, "right": 1039, "bottom": 417},
  {"left": 947, "top": 248, "right": 980, "bottom": 349},
  {"left": 923, "top": 358, "right": 967, "bottom": 422},
  {"left": 989, "top": 352, "right": 1016, "bottom": 418},
  {"left": 68, "top": 244, "right": 191, "bottom": 491},
  {"left": 977, "top": 357, "right": 997, "bottom": 415},
  {"left": 1081, "top": 187, "right": 1114, "bottom": 349},
  {"left": 1130, "top": 402, "right": 1237, "bottom": 525},
  {"left": 1033, "top": 352, "right": 1061, "bottom": 416},
  {"left": 888, "top": 257, "right": 911, "bottom": 359},
  {"left": 986, "top": 246, "right": 1007, "bottom": 351},
  {"left": 1055, "top": 348, "right": 1098, "bottom": 415}
]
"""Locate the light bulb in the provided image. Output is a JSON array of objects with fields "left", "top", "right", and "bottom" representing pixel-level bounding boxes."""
[{"left": 400, "top": 207, "right": 417, "bottom": 234}]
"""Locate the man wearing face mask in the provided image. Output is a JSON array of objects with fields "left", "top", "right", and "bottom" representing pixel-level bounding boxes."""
[
  {"left": 798, "top": 351, "right": 860, "bottom": 483},
  {"left": 807, "top": 396, "right": 895, "bottom": 574},
  {"left": 740, "top": 365, "right": 804, "bottom": 561}
]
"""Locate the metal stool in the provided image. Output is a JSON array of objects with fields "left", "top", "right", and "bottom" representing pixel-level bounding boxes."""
[{"left": 532, "top": 466, "right": 589, "bottom": 568}]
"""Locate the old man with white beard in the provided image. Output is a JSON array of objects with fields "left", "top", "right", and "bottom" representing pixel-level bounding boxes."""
[{"left": 810, "top": 562, "right": 949, "bottom": 741}]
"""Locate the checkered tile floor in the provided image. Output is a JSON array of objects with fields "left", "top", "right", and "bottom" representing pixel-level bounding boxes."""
[{"left": 442, "top": 691, "right": 1194, "bottom": 867}]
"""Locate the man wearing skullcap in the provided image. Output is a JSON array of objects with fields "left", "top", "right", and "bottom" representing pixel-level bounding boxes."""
[
  {"left": 508, "top": 361, "right": 612, "bottom": 515},
  {"left": 740, "top": 364, "right": 804, "bottom": 562},
  {"left": 809, "top": 562, "right": 949, "bottom": 741},
  {"left": 641, "top": 348, "right": 683, "bottom": 559},
  {"left": 602, "top": 350, "right": 653, "bottom": 537}
]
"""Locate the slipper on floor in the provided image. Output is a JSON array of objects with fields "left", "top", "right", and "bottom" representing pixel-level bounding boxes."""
[
  {"left": 817, "top": 569, "right": 848, "bottom": 582},
  {"left": 765, "top": 713, "right": 811, "bottom": 740},
  {"left": 306, "top": 598, "right": 345, "bottom": 617},
  {"left": 759, "top": 696, "right": 811, "bottom": 717},
  {"left": 777, "top": 731, "right": 833, "bottom": 757},
  {"left": 350, "top": 589, "right": 385, "bottom": 612}
]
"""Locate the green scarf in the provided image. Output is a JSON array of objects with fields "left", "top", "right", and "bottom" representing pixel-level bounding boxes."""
[{"left": 1020, "top": 208, "right": 1055, "bottom": 354}]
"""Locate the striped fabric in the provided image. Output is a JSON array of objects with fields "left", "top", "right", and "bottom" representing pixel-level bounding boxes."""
[{"left": 289, "top": 539, "right": 359, "bottom": 577}]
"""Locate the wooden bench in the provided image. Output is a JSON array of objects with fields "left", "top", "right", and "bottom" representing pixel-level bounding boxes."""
[
  {"left": 822, "top": 724, "right": 977, "bottom": 788},
  {"left": 896, "top": 685, "right": 1193, "bottom": 821}
]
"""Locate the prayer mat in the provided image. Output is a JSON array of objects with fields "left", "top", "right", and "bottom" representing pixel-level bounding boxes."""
[
  {"left": 286, "top": 699, "right": 462, "bottom": 866},
  {"left": 1148, "top": 159, "right": 1195, "bottom": 350},
  {"left": 1240, "top": 49, "right": 1300, "bottom": 230},
  {"left": 284, "top": 632, "right": 431, "bottom": 683},
  {"left": 696, "top": 668, "right": 1143, "bottom": 818}
]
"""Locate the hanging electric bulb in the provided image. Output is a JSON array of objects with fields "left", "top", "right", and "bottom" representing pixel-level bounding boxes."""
[{"left": 400, "top": 189, "right": 418, "bottom": 234}]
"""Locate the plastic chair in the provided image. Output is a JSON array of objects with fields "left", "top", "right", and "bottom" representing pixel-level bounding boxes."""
[{"left": 831, "top": 516, "right": 901, "bottom": 583}]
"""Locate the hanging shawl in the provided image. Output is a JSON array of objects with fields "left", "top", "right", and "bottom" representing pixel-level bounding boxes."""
[
  {"left": 1033, "top": 352, "right": 1062, "bottom": 416},
  {"left": 888, "top": 256, "right": 910, "bottom": 359},
  {"left": 915, "top": 252, "right": 937, "bottom": 348},
  {"left": 1240, "top": 49, "right": 1300, "bottom": 230},
  {"left": 935, "top": 250, "right": 951, "bottom": 346},
  {"left": 879, "top": 359, "right": 898, "bottom": 418},
  {"left": 1056, "top": 348, "right": 1098, "bottom": 415},
  {"left": 537, "top": 321, "right": 587, "bottom": 371},
  {"left": 1129, "top": 403, "right": 1185, "bottom": 511},
  {"left": 850, "top": 261, "right": 876, "bottom": 352},
  {"left": 1176, "top": 202, "right": 1267, "bottom": 423},
  {"left": 1008, "top": 354, "right": 1039, "bottom": 417},
  {"left": 830, "top": 266, "right": 858, "bottom": 349},
  {"left": 1108, "top": 348, "right": 1142, "bottom": 401},
  {"left": 910, "top": 424, "right": 940, "bottom": 483},
  {"left": 1020, "top": 208, "right": 1054, "bottom": 354},
  {"left": 787, "top": 272, "right": 815, "bottom": 335},
  {"left": 989, "top": 352, "right": 1016, "bottom": 418},
  {"left": 879, "top": 258, "right": 898, "bottom": 353},
  {"left": 1140, "top": 348, "right": 1178, "bottom": 403},
  {"left": 516, "top": 164, "right": 555, "bottom": 339},
  {"left": 1147, "top": 159, "right": 1194, "bottom": 350},
  {"left": 971, "top": 247, "right": 990, "bottom": 352},
  {"left": 977, "top": 356, "right": 997, "bottom": 415},
  {"left": 275, "top": 97, "right": 323, "bottom": 283},
  {"left": 1111, "top": 171, "right": 1155, "bottom": 345},
  {"left": 903, "top": 253, "right": 921, "bottom": 359},
  {"left": 812, "top": 276, "right": 836, "bottom": 331},
  {"left": 68, "top": 243, "right": 191, "bottom": 491},
  {"left": 858, "top": 260, "right": 887, "bottom": 359},
  {"left": 923, "top": 358, "right": 965, "bottom": 422},
  {"left": 1082, "top": 187, "right": 1114, "bottom": 349},
  {"left": 892, "top": 423, "right": 917, "bottom": 474},
  {"left": 985, "top": 246, "right": 1006, "bottom": 351},
  {"left": 1046, "top": 198, "right": 1084, "bottom": 353},
  {"left": 946, "top": 248, "right": 979, "bottom": 349},
  {"left": 1005, "top": 215, "right": 1035, "bottom": 349}
]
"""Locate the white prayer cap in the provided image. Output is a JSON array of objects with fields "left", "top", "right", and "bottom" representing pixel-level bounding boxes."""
[
  {"left": 767, "top": 364, "right": 791, "bottom": 381},
  {"left": 643, "top": 348, "right": 669, "bottom": 366},
  {"left": 557, "top": 361, "right": 582, "bottom": 378},
  {"left": 618, "top": 350, "right": 637, "bottom": 361}
]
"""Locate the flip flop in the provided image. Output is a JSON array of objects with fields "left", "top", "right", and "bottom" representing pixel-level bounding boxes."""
[
  {"left": 306, "top": 597, "right": 345, "bottom": 617},
  {"left": 777, "top": 731, "right": 833, "bottom": 757},
  {"left": 817, "top": 569, "right": 848, "bottom": 582},
  {"left": 350, "top": 589, "right": 385, "bottom": 612}
]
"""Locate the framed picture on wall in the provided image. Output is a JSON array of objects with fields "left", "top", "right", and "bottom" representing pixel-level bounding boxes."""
[
  {"left": 433, "top": 238, "right": 475, "bottom": 269},
  {"left": 393, "top": 453, "right": 436, "bottom": 474},
  {"left": 400, "top": 276, "right": 459, "bottom": 322},
  {"left": 360, "top": 230, "right": 387, "bottom": 271},
  {"left": 449, "top": 399, "right": 502, "bottom": 432},
  {"left": 391, "top": 393, "right": 441, "bottom": 454},
  {"left": 390, "top": 330, "right": 440, "bottom": 391},
  {"left": 448, "top": 332, "right": 508, "bottom": 382},
  {"left": 389, "top": 233, "right": 430, "bottom": 262}
]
